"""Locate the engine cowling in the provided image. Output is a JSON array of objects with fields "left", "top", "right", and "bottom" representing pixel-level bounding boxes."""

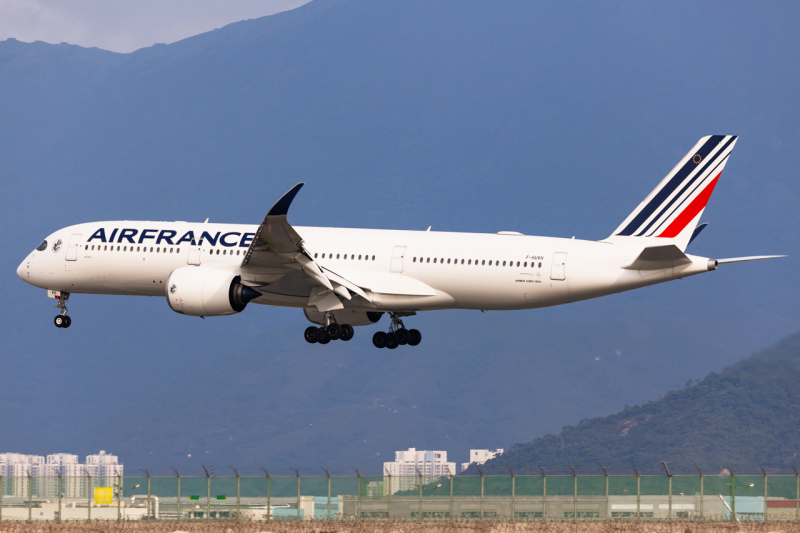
[
  {"left": 304, "top": 308, "right": 383, "bottom": 327},
  {"left": 166, "top": 266, "right": 261, "bottom": 317}
]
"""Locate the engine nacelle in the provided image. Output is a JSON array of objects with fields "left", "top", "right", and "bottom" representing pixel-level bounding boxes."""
[
  {"left": 304, "top": 308, "right": 383, "bottom": 327},
  {"left": 166, "top": 266, "right": 261, "bottom": 317}
]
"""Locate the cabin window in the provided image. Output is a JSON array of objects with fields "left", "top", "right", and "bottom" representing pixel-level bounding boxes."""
[
  {"left": 222, "top": 250, "right": 226, "bottom": 255},
  {"left": 351, "top": 254, "right": 354, "bottom": 259},
  {"left": 236, "top": 250, "right": 240, "bottom": 255},
  {"left": 216, "top": 249, "right": 220, "bottom": 255},
  {"left": 150, "top": 247, "right": 153, "bottom": 252},
  {"left": 538, "top": 262, "right": 542, "bottom": 268},
  {"left": 433, "top": 258, "right": 437, "bottom": 263},
  {"left": 372, "top": 255, "right": 375, "bottom": 260},
  {"left": 358, "top": 255, "right": 362, "bottom": 260},
  {"left": 413, "top": 257, "right": 416, "bottom": 262},
  {"left": 84, "top": 245, "right": 88, "bottom": 250},
  {"left": 177, "top": 248, "right": 180, "bottom": 253},
  {"left": 488, "top": 260, "right": 492, "bottom": 265},
  {"left": 336, "top": 254, "right": 340, "bottom": 259},
  {"left": 117, "top": 246, "right": 120, "bottom": 251},
  {"left": 447, "top": 258, "right": 451, "bottom": 264},
  {"left": 468, "top": 259, "right": 471, "bottom": 265},
  {"left": 344, "top": 254, "right": 347, "bottom": 260},
  {"left": 123, "top": 246, "right": 127, "bottom": 251}
]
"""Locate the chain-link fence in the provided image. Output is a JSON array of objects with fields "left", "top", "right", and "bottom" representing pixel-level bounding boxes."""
[{"left": 2, "top": 471, "right": 800, "bottom": 523}]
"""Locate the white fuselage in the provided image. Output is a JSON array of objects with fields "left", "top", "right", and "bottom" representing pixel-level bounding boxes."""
[{"left": 17, "top": 221, "right": 713, "bottom": 313}]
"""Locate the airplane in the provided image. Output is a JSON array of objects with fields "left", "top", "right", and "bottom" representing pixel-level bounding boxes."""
[{"left": 17, "top": 135, "right": 783, "bottom": 349}]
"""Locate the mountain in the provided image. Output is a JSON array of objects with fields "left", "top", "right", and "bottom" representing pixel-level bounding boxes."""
[
  {"left": 476, "top": 331, "right": 800, "bottom": 475},
  {"left": 0, "top": 0, "right": 797, "bottom": 470}
]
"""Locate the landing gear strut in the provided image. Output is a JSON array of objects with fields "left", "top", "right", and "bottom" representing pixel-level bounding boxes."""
[
  {"left": 53, "top": 293, "right": 71, "bottom": 328},
  {"left": 304, "top": 312, "right": 353, "bottom": 344},
  {"left": 372, "top": 312, "right": 421, "bottom": 349}
]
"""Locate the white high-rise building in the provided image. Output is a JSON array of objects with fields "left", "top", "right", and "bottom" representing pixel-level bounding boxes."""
[
  {"left": 383, "top": 448, "right": 456, "bottom": 494},
  {"left": 0, "top": 453, "right": 46, "bottom": 497},
  {"left": 461, "top": 449, "right": 503, "bottom": 472},
  {"left": 1, "top": 451, "right": 123, "bottom": 498}
]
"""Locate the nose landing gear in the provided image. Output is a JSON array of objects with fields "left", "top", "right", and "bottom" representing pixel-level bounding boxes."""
[
  {"left": 53, "top": 293, "right": 71, "bottom": 328},
  {"left": 372, "top": 312, "right": 421, "bottom": 349}
]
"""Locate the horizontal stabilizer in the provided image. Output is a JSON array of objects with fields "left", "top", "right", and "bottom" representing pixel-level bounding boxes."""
[
  {"left": 717, "top": 255, "right": 786, "bottom": 265},
  {"left": 622, "top": 244, "right": 692, "bottom": 270}
]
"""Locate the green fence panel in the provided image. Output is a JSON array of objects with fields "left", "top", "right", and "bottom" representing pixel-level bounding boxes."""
[
  {"left": 640, "top": 475, "right": 669, "bottom": 496},
  {"left": 577, "top": 475, "right": 605, "bottom": 496},
  {"left": 485, "top": 476, "right": 513, "bottom": 497},
  {"left": 514, "top": 475, "right": 544, "bottom": 496},
  {"left": 453, "top": 475, "right": 481, "bottom": 497}
]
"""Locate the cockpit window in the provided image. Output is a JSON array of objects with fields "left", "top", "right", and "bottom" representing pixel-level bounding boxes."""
[{"left": 36, "top": 240, "right": 47, "bottom": 251}]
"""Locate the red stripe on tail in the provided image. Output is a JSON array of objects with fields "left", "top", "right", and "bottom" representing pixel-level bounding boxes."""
[{"left": 657, "top": 173, "right": 720, "bottom": 238}]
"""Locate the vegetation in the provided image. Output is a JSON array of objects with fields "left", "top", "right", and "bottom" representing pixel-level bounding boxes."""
[{"left": 476, "top": 332, "right": 800, "bottom": 475}]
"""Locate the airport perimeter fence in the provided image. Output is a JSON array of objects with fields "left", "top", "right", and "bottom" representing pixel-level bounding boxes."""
[{"left": 3, "top": 470, "right": 800, "bottom": 524}]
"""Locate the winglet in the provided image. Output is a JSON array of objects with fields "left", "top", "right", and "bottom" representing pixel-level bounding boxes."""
[{"left": 267, "top": 183, "right": 305, "bottom": 217}]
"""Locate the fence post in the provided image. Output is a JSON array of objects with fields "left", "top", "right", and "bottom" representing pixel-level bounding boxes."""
[
  {"left": 57, "top": 468, "right": 63, "bottom": 523},
  {"left": 231, "top": 467, "right": 240, "bottom": 521},
  {"left": 760, "top": 464, "right": 767, "bottom": 523},
  {"left": 416, "top": 467, "right": 422, "bottom": 522},
  {"left": 633, "top": 465, "right": 640, "bottom": 519},
  {"left": 449, "top": 471, "right": 454, "bottom": 521},
  {"left": 569, "top": 464, "right": 577, "bottom": 522},
  {"left": 261, "top": 468, "right": 271, "bottom": 522},
  {"left": 86, "top": 468, "right": 92, "bottom": 522},
  {"left": 0, "top": 473, "right": 3, "bottom": 522},
  {"left": 385, "top": 467, "right": 392, "bottom": 520},
  {"left": 793, "top": 465, "right": 799, "bottom": 522},
  {"left": 539, "top": 465, "right": 547, "bottom": 519},
  {"left": 290, "top": 469, "right": 300, "bottom": 521},
  {"left": 507, "top": 465, "right": 515, "bottom": 522},
  {"left": 323, "top": 468, "right": 332, "bottom": 520},
  {"left": 663, "top": 462, "right": 673, "bottom": 521},
  {"left": 695, "top": 464, "right": 704, "bottom": 520},
  {"left": 27, "top": 467, "right": 32, "bottom": 522},
  {"left": 601, "top": 465, "right": 609, "bottom": 519},
  {"left": 115, "top": 470, "right": 121, "bottom": 522},
  {"left": 353, "top": 467, "right": 362, "bottom": 520},
  {"left": 729, "top": 465, "right": 736, "bottom": 523},
  {"left": 478, "top": 466, "right": 485, "bottom": 520},
  {"left": 202, "top": 465, "right": 211, "bottom": 522},
  {"left": 172, "top": 468, "right": 181, "bottom": 522}
]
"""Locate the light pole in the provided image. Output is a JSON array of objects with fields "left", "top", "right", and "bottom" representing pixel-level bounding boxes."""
[{"left": 113, "top": 482, "right": 140, "bottom": 521}]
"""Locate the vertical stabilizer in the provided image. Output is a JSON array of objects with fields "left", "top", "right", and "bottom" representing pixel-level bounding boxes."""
[{"left": 609, "top": 135, "right": 737, "bottom": 251}]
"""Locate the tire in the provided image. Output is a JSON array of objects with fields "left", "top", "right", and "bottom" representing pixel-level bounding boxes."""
[
  {"left": 385, "top": 332, "right": 398, "bottom": 349},
  {"left": 340, "top": 324, "right": 354, "bottom": 341},
  {"left": 395, "top": 328, "right": 409, "bottom": 345},
  {"left": 372, "top": 331, "right": 387, "bottom": 348},
  {"left": 63, "top": 316, "right": 72, "bottom": 328},
  {"left": 326, "top": 323, "right": 341, "bottom": 340},
  {"left": 408, "top": 329, "right": 422, "bottom": 346},
  {"left": 54, "top": 315, "right": 65, "bottom": 328},
  {"left": 318, "top": 336, "right": 331, "bottom": 345},
  {"left": 304, "top": 326, "right": 319, "bottom": 343}
]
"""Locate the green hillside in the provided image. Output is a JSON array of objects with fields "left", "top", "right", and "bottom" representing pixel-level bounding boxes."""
[{"left": 477, "top": 331, "right": 800, "bottom": 475}]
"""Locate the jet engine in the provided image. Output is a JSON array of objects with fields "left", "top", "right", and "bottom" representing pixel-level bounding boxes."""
[
  {"left": 304, "top": 308, "right": 383, "bottom": 327},
  {"left": 166, "top": 266, "right": 261, "bottom": 317}
]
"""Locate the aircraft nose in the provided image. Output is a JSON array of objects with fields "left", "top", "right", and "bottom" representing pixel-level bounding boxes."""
[{"left": 17, "top": 258, "right": 27, "bottom": 280}]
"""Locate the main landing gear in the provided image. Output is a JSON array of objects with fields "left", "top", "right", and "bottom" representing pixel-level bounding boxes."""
[
  {"left": 53, "top": 293, "right": 72, "bottom": 328},
  {"left": 372, "top": 313, "right": 421, "bottom": 349},
  {"left": 304, "top": 313, "right": 354, "bottom": 344}
]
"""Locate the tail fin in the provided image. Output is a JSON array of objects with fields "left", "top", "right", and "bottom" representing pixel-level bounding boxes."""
[{"left": 610, "top": 135, "right": 738, "bottom": 250}]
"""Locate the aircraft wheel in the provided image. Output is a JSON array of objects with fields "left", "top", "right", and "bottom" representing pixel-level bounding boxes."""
[
  {"left": 318, "top": 336, "right": 331, "bottom": 344},
  {"left": 63, "top": 316, "right": 72, "bottom": 328},
  {"left": 54, "top": 315, "right": 66, "bottom": 328},
  {"left": 304, "top": 326, "right": 319, "bottom": 343},
  {"left": 385, "top": 332, "right": 398, "bottom": 350},
  {"left": 340, "top": 324, "right": 354, "bottom": 341},
  {"left": 408, "top": 329, "right": 422, "bottom": 346},
  {"left": 317, "top": 327, "right": 329, "bottom": 343},
  {"left": 326, "top": 323, "right": 342, "bottom": 340},
  {"left": 372, "top": 331, "right": 387, "bottom": 349},
  {"left": 395, "top": 328, "right": 409, "bottom": 345}
]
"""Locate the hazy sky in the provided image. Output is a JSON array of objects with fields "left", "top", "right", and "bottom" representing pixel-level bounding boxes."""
[{"left": 0, "top": 0, "right": 311, "bottom": 53}]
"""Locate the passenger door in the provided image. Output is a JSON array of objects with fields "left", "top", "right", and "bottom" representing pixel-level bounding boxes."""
[
  {"left": 65, "top": 233, "right": 82, "bottom": 261},
  {"left": 187, "top": 246, "right": 201, "bottom": 265},
  {"left": 550, "top": 252, "right": 567, "bottom": 280},
  {"left": 390, "top": 246, "right": 406, "bottom": 273}
]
